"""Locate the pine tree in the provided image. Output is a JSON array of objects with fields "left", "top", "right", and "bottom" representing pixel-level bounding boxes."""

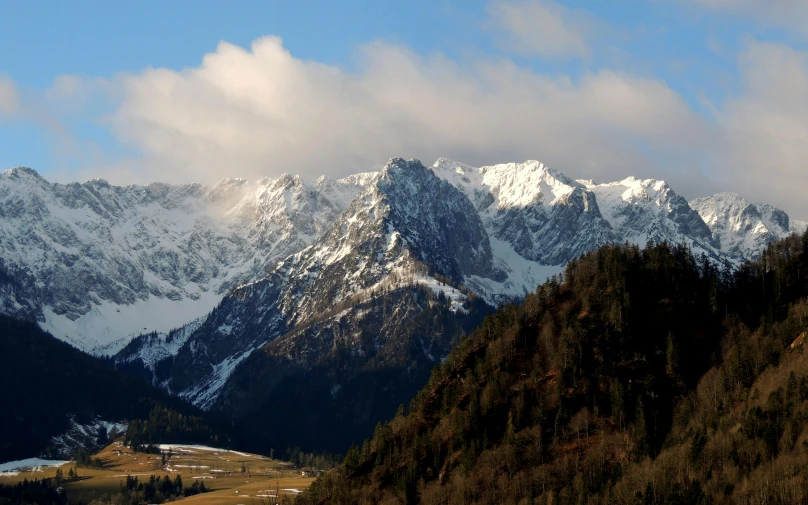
[{"left": 666, "top": 332, "right": 679, "bottom": 377}]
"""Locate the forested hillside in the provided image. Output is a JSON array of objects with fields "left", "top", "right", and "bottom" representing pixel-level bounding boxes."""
[
  {"left": 0, "top": 316, "right": 230, "bottom": 461},
  {"left": 298, "top": 233, "right": 808, "bottom": 505},
  {"left": 216, "top": 284, "right": 491, "bottom": 455}
]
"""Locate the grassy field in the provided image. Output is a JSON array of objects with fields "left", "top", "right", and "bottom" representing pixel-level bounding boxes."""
[{"left": 0, "top": 441, "right": 316, "bottom": 504}]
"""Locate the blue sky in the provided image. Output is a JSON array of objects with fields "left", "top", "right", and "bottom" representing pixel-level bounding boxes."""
[{"left": 2, "top": 0, "right": 808, "bottom": 216}]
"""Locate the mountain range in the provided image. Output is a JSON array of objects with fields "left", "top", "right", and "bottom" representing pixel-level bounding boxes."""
[{"left": 2, "top": 157, "right": 804, "bottom": 452}]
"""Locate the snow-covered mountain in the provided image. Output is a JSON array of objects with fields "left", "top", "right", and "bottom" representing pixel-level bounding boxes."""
[
  {"left": 0, "top": 166, "right": 369, "bottom": 353},
  {"left": 431, "top": 159, "right": 726, "bottom": 271},
  {"left": 122, "top": 159, "right": 506, "bottom": 407},
  {"left": 583, "top": 176, "right": 721, "bottom": 260},
  {"left": 4, "top": 156, "right": 806, "bottom": 427},
  {"left": 691, "top": 192, "right": 807, "bottom": 261},
  {"left": 432, "top": 158, "right": 617, "bottom": 266}
]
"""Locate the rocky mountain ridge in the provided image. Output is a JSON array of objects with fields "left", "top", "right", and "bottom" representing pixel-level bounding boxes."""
[
  {"left": 119, "top": 158, "right": 502, "bottom": 407},
  {"left": 2, "top": 158, "right": 803, "bottom": 429},
  {"left": 691, "top": 191, "right": 808, "bottom": 261},
  {"left": 0, "top": 166, "right": 370, "bottom": 352}
]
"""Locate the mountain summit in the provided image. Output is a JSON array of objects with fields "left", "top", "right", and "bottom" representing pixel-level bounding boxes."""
[{"left": 691, "top": 192, "right": 807, "bottom": 260}]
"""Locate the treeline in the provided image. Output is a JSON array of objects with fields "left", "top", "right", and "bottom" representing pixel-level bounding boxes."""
[
  {"left": 0, "top": 478, "right": 65, "bottom": 505},
  {"left": 285, "top": 446, "right": 342, "bottom": 470},
  {"left": 75, "top": 449, "right": 104, "bottom": 468},
  {"left": 85, "top": 474, "right": 208, "bottom": 505},
  {"left": 216, "top": 284, "right": 492, "bottom": 456},
  {"left": 297, "top": 233, "right": 808, "bottom": 505},
  {"left": 124, "top": 406, "right": 229, "bottom": 449},
  {"left": 0, "top": 315, "right": 222, "bottom": 462}
]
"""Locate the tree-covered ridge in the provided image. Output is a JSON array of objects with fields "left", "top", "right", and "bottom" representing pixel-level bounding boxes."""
[
  {"left": 214, "top": 284, "right": 491, "bottom": 455},
  {"left": 298, "top": 233, "right": 808, "bottom": 505},
  {"left": 0, "top": 316, "right": 233, "bottom": 461},
  {"left": 0, "top": 478, "right": 65, "bottom": 505},
  {"left": 123, "top": 406, "right": 228, "bottom": 450}
]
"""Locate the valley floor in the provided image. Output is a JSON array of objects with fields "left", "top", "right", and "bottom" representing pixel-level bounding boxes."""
[{"left": 0, "top": 440, "right": 316, "bottom": 504}]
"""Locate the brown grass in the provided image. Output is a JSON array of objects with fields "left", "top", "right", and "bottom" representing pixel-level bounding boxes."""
[{"left": 0, "top": 441, "right": 316, "bottom": 504}]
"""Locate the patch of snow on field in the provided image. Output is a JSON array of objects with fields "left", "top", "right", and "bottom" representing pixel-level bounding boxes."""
[
  {"left": 0, "top": 458, "right": 69, "bottom": 476},
  {"left": 157, "top": 444, "right": 252, "bottom": 457}
]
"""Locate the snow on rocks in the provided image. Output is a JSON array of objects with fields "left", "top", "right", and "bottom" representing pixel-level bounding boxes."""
[
  {"left": 0, "top": 167, "right": 364, "bottom": 353},
  {"left": 49, "top": 416, "right": 127, "bottom": 458},
  {"left": 691, "top": 192, "right": 798, "bottom": 261},
  {"left": 0, "top": 458, "right": 69, "bottom": 476}
]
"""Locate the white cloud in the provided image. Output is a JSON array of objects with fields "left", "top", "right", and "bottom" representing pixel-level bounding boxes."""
[
  {"left": 0, "top": 76, "right": 20, "bottom": 117},
  {"left": 487, "top": 0, "right": 591, "bottom": 59},
  {"left": 60, "top": 35, "right": 709, "bottom": 189},
  {"left": 20, "top": 32, "right": 808, "bottom": 219},
  {"left": 712, "top": 40, "right": 808, "bottom": 216},
  {"left": 691, "top": 0, "right": 808, "bottom": 37}
]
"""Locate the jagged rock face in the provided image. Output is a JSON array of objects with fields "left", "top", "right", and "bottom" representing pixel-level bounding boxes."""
[
  {"left": 48, "top": 417, "right": 127, "bottom": 459},
  {"left": 213, "top": 287, "right": 456, "bottom": 416},
  {"left": 378, "top": 159, "right": 500, "bottom": 280},
  {"left": 690, "top": 192, "right": 803, "bottom": 261},
  {"left": 145, "top": 159, "right": 500, "bottom": 406},
  {"left": 0, "top": 166, "right": 367, "bottom": 352},
  {"left": 432, "top": 159, "right": 733, "bottom": 267},
  {"left": 584, "top": 177, "right": 722, "bottom": 261},
  {"left": 0, "top": 259, "right": 41, "bottom": 323},
  {"left": 432, "top": 159, "right": 617, "bottom": 266}
]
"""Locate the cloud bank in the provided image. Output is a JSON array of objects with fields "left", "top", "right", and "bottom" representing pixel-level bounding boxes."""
[
  {"left": 6, "top": 0, "right": 808, "bottom": 218},
  {"left": 714, "top": 40, "right": 808, "bottom": 212},
  {"left": 53, "top": 36, "right": 711, "bottom": 195}
]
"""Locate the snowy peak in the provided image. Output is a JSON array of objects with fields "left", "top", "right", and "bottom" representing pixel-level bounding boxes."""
[
  {"left": 584, "top": 176, "right": 677, "bottom": 223},
  {"left": 432, "top": 158, "right": 582, "bottom": 211},
  {"left": 282, "top": 157, "right": 498, "bottom": 309},
  {"left": 433, "top": 158, "right": 614, "bottom": 266},
  {"left": 690, "top": 192, "right": 796, "bottom": 260},
  {"left": 587, "top": 176, "right": 670, "bottom": 203},
  {"left": 479, "top": 160, "right": 582, "bottom": 209},
  {"left": 376, "top": 158, "right": 499, "bottom": 281},
  {"left": 584, "top": 176, "right": 716, "bottom": 253},
  {"left": 3, "top": 166, "right": 45, "bottom": 182}
]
